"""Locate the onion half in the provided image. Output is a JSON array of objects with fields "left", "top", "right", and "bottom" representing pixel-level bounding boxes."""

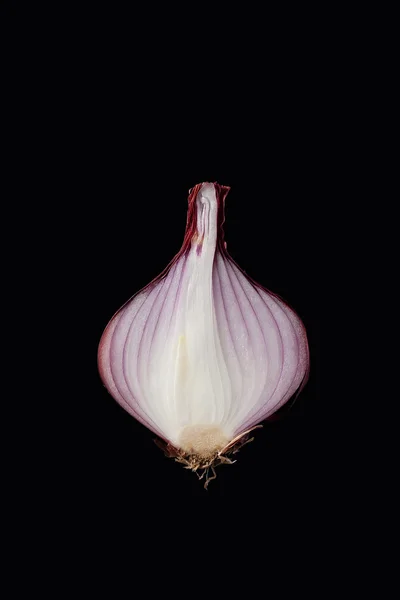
[{"left": 98, "top": 182, "right": 309, "bottom": 486}]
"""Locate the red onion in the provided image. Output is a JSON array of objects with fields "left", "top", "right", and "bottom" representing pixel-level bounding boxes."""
[{"left": 98, "top": 182, "right": 309, "bottom": 486}]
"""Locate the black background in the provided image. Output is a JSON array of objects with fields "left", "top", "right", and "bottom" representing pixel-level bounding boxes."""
[{"left": 5, "top": 3, "right": 388, "bottom": 593}]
